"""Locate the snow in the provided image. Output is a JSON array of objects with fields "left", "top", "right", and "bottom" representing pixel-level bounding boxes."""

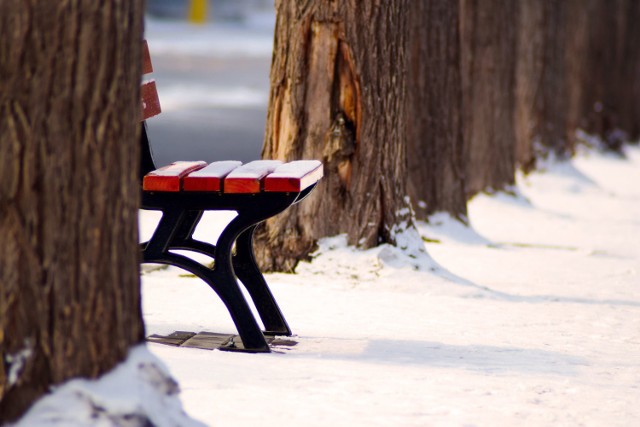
[
  {"left": 5, "top": 341, "right": 33, "bottom": 387},
  {"left": 225, "top": 160, "right": 282, "bottom": 178},
  {"left": 116, "top": 144, "right": 640, "bottom": 427},
  {"left": 11, "top": 11, "right": 640, "bottom": 427},
  {"left": 147, "top": 161, "right": 207, "bottom": 176},
  {"left": 146, "top": 144, "right": 640, "bottom": 426},
  {"left": 23, "top": 143, "right": 640, "bottom": 426},
  {"left": 14, "top": 136, "right": 640, "bottom": 427},
  {"left": 185, "top": 160, "right": 243, "bottom": 178},
  {"left": 11, "top": 346, "right": 205, "bottom": 427},
  {"left": 268, "top": 160, "right": 323, "bottom": 178}
]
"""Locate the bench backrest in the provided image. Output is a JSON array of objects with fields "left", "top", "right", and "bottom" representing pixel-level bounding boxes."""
[
  {"left": 140, "top": 41, "right": 160, "bottom": 180},
  {"left": 138, "top": 43, "right": 323, "bottom": 195}
]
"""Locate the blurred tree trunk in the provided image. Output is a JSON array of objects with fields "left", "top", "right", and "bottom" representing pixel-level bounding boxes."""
[
  {"left": 515, "top": 0, "right": 572, "bottom": 171},
  {"left": 460, "top": 0, "right": 518, "bottom": 196},
  {"left": 255, "top": 1, "right": 414, "bottom": 272},
  {"left": 565, "top": 0, "right": 596, "bottom": 149},
  {"left": 617, "top": 0, "right": 640, "bottom": 142},
  {"left": 514, "top": 0, "right": 544, "bottom": 170},
  {"left": 0, "top": 1, "right": 144, "bottom": 422},
  {"left": 406, "top": 0, "right": 467, "bottom": 220},
  {"left": 581, "top": 0, "right": 640, "bottom": 149}
]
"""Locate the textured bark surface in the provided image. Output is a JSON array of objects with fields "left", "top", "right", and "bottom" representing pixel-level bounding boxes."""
[
  {"left": 616, "top": 0, "right": 640, "bottom": 141},
  {"left": 581, "top": 0, "right": 640, "bottom": 148},
  {"left": 515, "top": 0, "right": 571, "bottom": 171},
  {"left": 514, "top": 0, "right": 544, "bottom": 170},
  {"left": 460, "top": 0, "right": 518, "bottom": 196},
  {"left": 255, "top": 1, "right": 413, "bottom": 272},
  {"left": 0, "top": 2, "right": 144, "bottom": 422},
  {"left": 564, "top": 0, "right": 595, "bottom": 148},
  {"left": 406, "top": 1, "right": 467, "bottom": 220}
]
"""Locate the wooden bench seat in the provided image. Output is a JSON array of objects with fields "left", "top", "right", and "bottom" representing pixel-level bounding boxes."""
[
  {"left": 139, "top": 41, "right": 323, "bottom": 353},
  {"left": 143, "top": 160, "right": 323, "bottom": 194}
]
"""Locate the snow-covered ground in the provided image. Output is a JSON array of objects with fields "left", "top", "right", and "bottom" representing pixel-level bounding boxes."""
[
  {"left": 12, "top": 14, "right": 640, "bottom": 427},
  {"left": 16, "top": 145, "right": 640, "bottom": 426},
  {"left": 137, "top": 145, "right": 640, "bottom": 427}
]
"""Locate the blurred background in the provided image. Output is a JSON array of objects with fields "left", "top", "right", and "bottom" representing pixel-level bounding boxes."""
[{"left": 144, "top": 0, "right": 276, "bottom": 166}]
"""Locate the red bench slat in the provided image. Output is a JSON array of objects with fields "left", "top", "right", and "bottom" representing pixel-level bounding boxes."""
[
  {"left": 223, "top": 160, "right": 283, "bottom": 194},
  {"left": 141, "top": 80, "right": 161, "bottom": 121},
  {"left": 264, "top": 161, "right": 324, "bottom": 192},
  {"left": 141, "top": 41, "right": 160, "bottom": 121},
  {"left": 143, "top": 40, "right": 153, "bottom": 75},
  {"left": 143, "top": 161, "right": 207, "bottom": 192},
  {"left": 182, "top": 160, "right": 243, "bottom": 192}
]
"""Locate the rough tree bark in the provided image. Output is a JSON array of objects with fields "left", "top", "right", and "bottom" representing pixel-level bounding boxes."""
[
  {"left": 515, "top": 0, "right": 572, "bottom": 171},
  {"left": 0, "top": 1, "right": 144, "bottom": 422},
  {"left": 406, "top": 0, "right": 467, "bottom": 220},
  {"left": 254, "top": 1, "right": 414, "bottom": 272},
  {"left": 460, "top": 0, "right": 518, "bottom": 196}
]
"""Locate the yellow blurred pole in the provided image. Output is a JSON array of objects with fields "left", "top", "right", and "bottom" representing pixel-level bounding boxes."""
[{"left": 188, "top": 0, "right": 208, "bottom": 24}]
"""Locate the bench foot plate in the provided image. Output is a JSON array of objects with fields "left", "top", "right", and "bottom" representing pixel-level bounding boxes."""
[{"left": 147, "top": 331, "right": 298, "bottom": 353}]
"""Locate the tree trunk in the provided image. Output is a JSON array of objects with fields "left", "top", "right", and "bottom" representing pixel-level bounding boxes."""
[
  {"left": 617, "top": 0, "right": 640, "bottom": 142},
  {"left": 612, "top": 0, "right": 640, "bottom": 142},
  {"left": 515, "top": 0, "right": 572, "bottom": 171},
  {"left": 514, "top": 0, "right": 544, "bottom": 170},
  {"left": 255, "top": 1, "right": 414, "bottom": 272},
  {"left": 565, "top": 0, "right": 596, "bottom": 149},
  {"left": 0, "top": 2, "right": 144, "bottom": 422},
  {"left": 406, "top": 0, "right": 467, "bottom": 220},
  {"left": 580, "top": 0, "right": 640, "bottom": 149},
  {"left": 460, "top": 0, "right": 518, "bottom": 196}
]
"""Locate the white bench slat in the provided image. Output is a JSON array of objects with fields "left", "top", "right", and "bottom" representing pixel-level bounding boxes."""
[
  {"left": 224, "top": 160, "right": 283, "bottom": 193},
  {"left": 143, "top": 161, "right": 207, "bottom": 192},
  {"left": 182, "top": 161, "right": 243, "bottom": 192},
  {"left": 264, "top": 160, "right": 324, "bottom": 192}
]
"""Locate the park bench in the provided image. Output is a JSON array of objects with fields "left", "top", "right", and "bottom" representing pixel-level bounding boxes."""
[{"left": 139, "top": 41, "right": 322, "bottom": 353}]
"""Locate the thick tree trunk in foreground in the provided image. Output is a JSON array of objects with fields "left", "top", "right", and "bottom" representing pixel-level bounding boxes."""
[
  {"left": 406, "top": 1, "right": 467, "bottom": 220},
  {"left": 0, "top": 2, "right": 144, "bottom": 422},
  {"left": 460, "top": 0, "right": 518, "bottom": 196},
  {"left": 255, "top": 1, "right": 413, "bottom": 271},
  {"left": 515, "top": 0, "right": 572, "bottom": 171}
]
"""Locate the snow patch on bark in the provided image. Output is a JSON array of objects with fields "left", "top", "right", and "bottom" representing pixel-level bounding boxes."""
[
  {"left": 11, "top": 345, "right": 205, "bottom": 427},
  {"left": 5, "top": 339, "right": 33, "bottom": 387}
]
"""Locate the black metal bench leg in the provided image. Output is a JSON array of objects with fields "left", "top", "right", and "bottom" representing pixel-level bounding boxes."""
[
  {"left": 143, "top": 208, "right": 270, "bottom": 352},
  {"left": 201, "top": 272, "right": 267, "bottom": 352},
  {"left": 173, "top": 210, "right": 204, "bottom": 242},
  {"left": 142, "top": 192, "right": 303, "bottom": 352},
  {"left": 145, "top": 251, "right": 270, "bottom": 352},
  {"left": 209, "top": 266, "right": 270, "bottom": 352},
  {"left": 143, "top": 208, "right": 185, "bottom": 257},
  {"left": 211, "top": 215, "right": 276, "bottom": 352},
  {"left": 234, "top": 225, "right": 292, "bottom": 336}
]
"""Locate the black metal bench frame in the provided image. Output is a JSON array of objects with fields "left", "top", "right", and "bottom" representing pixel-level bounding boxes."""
[{"left": 139, "top": 128, "right": 316, "bottom": 353}]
